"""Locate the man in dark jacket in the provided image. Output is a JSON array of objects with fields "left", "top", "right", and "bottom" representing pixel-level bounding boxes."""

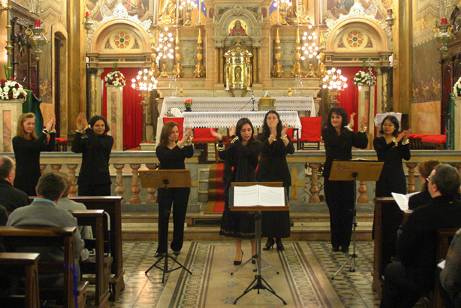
[
  {"left": 381, "top": 164, "right": 461, "bottom": 308},
  {"left": 0, "top": 156, "right": 29, "bottom": 213}
]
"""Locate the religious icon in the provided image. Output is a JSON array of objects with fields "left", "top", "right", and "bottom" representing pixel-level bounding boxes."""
[
  {"left": 229, "top": 20, "right": 247, "bottom": 36},
  {"left": 234, "top": 66, "right": 242, "bottom": 82}
]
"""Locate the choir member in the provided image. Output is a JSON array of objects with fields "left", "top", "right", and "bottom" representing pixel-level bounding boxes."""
[
  {"left": 322, "top": 107, "right": 368, "bottom": 253},
  {"left": 13, "top": 112, "right": 55, "bottom": 196},
  {"left": 408, "top": 160, "right": 439, "bottom": 210},
  {"left": 72, "top": 113, "right": 113, "bottom": 196},
  {"left": 212, "top": 118, "right": 261, "bottom": 265},
  {"left": 374, "top": 115, "right": 411, "bottom": 197},
  {"left": 257, "top": 110, "right": 294, "bottom": 251},
  {"left": 155, "top": 122, "right": 193, "bottom": 257}
]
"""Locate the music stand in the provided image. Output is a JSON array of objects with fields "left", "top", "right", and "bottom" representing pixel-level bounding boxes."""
[
  {"left": 230, "top": 182, "right": 288, "bottom": 305},
  {"left": 139, "top": 169, "right": 192, "bottom": 283},
  {"left": 328, "top": 160, "right": 383, "bottom": 279}
]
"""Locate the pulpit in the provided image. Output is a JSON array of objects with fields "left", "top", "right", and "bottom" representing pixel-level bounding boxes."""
[{"left": 0, "top": 99, "right": 25, "bottom": 152}]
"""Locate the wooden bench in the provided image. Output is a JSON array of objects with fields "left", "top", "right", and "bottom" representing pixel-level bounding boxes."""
[
  {"left": 0, "top": 252, "right": 40, "bottom": 308},
  {"left": 0, "top": 226, "right": 89, "bottom": 308},
  {"left": 72, "top": 209, "right": 111, "bottom": 308},
  {"left": 70, "top": 196, "right": 125, "bottom": 300}
]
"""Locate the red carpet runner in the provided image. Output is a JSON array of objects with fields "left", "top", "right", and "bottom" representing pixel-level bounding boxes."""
[{"left": 205, "top": 162, "right": 225, "bottom": 213}]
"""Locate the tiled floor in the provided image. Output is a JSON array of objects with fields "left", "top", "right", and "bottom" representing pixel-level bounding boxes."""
[{"left": 108, "top": 240, "right": 382, "bottom": 308}]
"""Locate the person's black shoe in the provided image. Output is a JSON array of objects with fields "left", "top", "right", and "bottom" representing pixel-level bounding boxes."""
[
  {"left": 172, "top": 250, "right": 180, "bottom": 256},
  {"left": 332, "top": 245, "right": 340, "bottom": 252},
  {"left": 263, "top": 238, "right": 275, "bottom": 251},
  {"left": 234, "top": 250, "right": 244, "bottom": 266},
  {"left": 154, "top": 251, "right": 166, "bottom": 258},
  {"left": 341, "top": 246, "right": 349, "bottom": 254},
  {"left": 275, "top": 238, "right": 285, "bottom": 251}
]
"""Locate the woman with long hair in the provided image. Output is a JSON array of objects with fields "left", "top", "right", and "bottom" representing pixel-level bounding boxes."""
[
  {"left": 408, "top": 160, "right": 440, "bottom": 210},
  {"left": 72, "top": 113, "right": 113, "bottom": 196},
  {"left": 257, "top": 110, "right": 294, "bottom": 251},
  {"left": 322, "top": 107, "right": 368, "bottom": 253},
  {"left": 13, "top": 112, "right": 55, "bottom": 195},
  {"left": 374, "top": 115, "right": 411, "bottom": 197},
  {"left": 155, "top": 122, "right": 193, "bottom": 256},
  {"left": 212, "top": 118, "right": 261, "bottom": 265}
]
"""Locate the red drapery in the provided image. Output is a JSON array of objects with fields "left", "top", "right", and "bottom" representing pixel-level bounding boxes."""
[
  {"left": 336, "top": 67, "right": 377, "bottom": 131},
  {"left": 101, "top": 68, "right": 143, "bottom": 150}
]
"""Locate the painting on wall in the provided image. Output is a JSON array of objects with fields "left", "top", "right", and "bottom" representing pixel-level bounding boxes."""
[
  {"left": 86, "top": 0, "right": 152, "bottom": 21},
  {"left": 325, "top": 0, "right": 391, "bottom": 21}
]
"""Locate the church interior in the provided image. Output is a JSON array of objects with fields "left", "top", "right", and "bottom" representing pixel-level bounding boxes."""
[{"left": 1, "top": 0, "right": 461, "bottom": 307}]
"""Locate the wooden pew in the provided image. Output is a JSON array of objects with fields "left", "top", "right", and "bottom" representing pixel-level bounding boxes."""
[
  {"left": 72, "top": 209, "right": 111, "bottom": 308},
  {"left": 0, "top": 252, "right": 40, "bottom": 308},
  {"left": 70, "top": 196, "right": 125, "bottom": 300},
  {"left": 0, "top": 226, "right": 89, "bottom": 308},
  {"left": 433, "top": 228, "right": 458, "bottom": 308}
]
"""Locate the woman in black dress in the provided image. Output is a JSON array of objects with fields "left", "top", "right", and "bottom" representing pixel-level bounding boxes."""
[
  {"left": 257, "top": 110, "right": 294, "bottom": 251},
  {"left": 155, "top": 122, "right": 194, "bottom": 256},
  {"left": 374, "top": 115, "right": 411, "bottom": 197},
  {"left": 13, "top": 112, "right": 55, "bottom": 195},
  {"left": 213, "top": 118, "right": 261, "bottom": 265},
  {"left": 408, "top": 160, "right": 439, "bottom": 210},
  {"left": 72, "top": 114, "right": 113, "bottom": 196},
  {"left": 323, "top": 107, "right": 368, "bottom": 253}
]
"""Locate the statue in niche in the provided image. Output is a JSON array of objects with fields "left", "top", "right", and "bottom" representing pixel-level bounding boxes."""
[
  {"left": 159, "top": 0, "right": 177, "bottom": 24},
  {"left": 229, "top": 20, "right": 247, "bottom": 36},
  {"left": 234, "top": 66, "right": 242, "bottom": 82}
]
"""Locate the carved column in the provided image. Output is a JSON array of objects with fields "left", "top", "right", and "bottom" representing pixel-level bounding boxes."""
[
  {"left": 357, "top": 181, "right": 368, "bottom": 204},
  {"left": 145, "top": 164, "right": 157, "bottom": 202},
  {"left": 129, "top": 164, "right": 141, "bottom": 204},
  {"left": 114, "top": 164, "right": 125, "bottom": 197},
  {"left": 67, "top": 164, "right": 78, "bottom": 197},
  {"left": 308, "top": 163, "right": 321, "bottom": 203},
  {"left": 406, "top": 162, "right": 417, "bottom": 193}
]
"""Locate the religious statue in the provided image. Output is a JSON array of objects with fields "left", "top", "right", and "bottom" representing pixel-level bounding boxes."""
[
  {"left": 159, "top": 0, "right": 176, "bottom": 25},
  {"left": 224, "top": 42, "right": 253, "bottom": 92},
  {"left": 229, "top": 20, "right": 247, "bottom": 36}
]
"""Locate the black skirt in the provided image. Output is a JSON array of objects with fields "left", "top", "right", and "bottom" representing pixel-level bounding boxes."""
[{"left": 261, "top": 187, "right": 290, "bottom": 238}]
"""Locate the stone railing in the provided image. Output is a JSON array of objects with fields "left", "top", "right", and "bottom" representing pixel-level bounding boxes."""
[{"left": 2, "top": 150, "right": 461, "bottom": 208}]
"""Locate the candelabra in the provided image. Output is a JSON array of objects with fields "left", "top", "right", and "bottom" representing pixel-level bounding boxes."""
[
  {"left": 301, "top": 30, "right": 320, "bottom": 61},
  {"left": 0, "top": 0, "right": 12, "bottom": 76},
  {"left": 436, "top": 16, "right": 453, "bottom": 58},
  {"left": 156, "top": 27, "right": 175, "bottom": 77},
  {"left": 83, "top": 11, "right": 94, "bottom": 34},
  {"left": 322, "top": 67, "right": 348, "bottom": 107},
  {"left": 131, "top": 69, "right": 158, "bottom": 142}
]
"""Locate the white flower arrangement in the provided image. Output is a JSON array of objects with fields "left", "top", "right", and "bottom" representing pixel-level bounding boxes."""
[
  {"left": 105, "top": 71, "right": 126, "bottom": 88},
  {"left": 453, "top": 77, "right": 461, "bottom": 97},
  {"left": 353, "top": 70, "right": 376, "bottom": 87},
  {"left": 0, "top": 80, "right": 27, "bottom": 100}
]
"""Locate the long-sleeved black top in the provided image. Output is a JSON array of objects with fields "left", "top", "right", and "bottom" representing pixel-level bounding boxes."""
[
  {"left": 156, "top": 144, "right": 194, "bottom": 169},
  {"left": 397, "top": 196, "right": 461, "bottom": 290},
  {"left": 72, "top": 129, "right": 113, "bottom": 186},
  {"left": 256, "top": 135, "right": 295, "bottom": 187},
  {"left": 13, "top": 133, "right": 55, "bottom": 195},
  {"left": 322, "top": 127, "right": 368, "bottom": 179}
]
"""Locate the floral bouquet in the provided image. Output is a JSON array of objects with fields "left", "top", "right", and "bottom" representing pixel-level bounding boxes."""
[
  {"left": 454, "top": 77, "right": 461, "bottom": 97},
  {"left": 105, "top": 71, "right": 126, "bottom": 88},
  {"left": 353, "top": 70, "right": 376, "bottom": 87},
  {"left": 0, "top": 80, "right": 28, "bottom": 100},
  {"left": 184, "top": 98, "right": 192, "bottom": 111}
]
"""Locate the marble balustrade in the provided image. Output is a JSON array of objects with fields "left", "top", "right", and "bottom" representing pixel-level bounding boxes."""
[{"left": 2, "top": 150, "right": 461, "bottom": 209}]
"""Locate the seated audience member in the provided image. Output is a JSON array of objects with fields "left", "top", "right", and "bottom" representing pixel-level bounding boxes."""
[
  {"left": 7, "top": 172, "right": 84, "bottom": 285},
  {"left": 408, "top": 160, "right": 440, "bottom": 210},
  {"left": 440, "top": 228, "right": 461, "bottom": 308},
  {"left": 0, "top": 204, "right": 7, "bottom": 226},
  {"left": 380, "top": 164, "right": 461, "bottom": 308},
  {"left": 0, "top": 156, "right": 29, "bottom": 213},
  {"left": 56, "top": 173, "right": 92, "bottom": 260}
]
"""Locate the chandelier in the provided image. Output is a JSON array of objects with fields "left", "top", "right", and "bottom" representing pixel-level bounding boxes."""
[
  {"left": 156, "top": 27, "right": 174, "bottom": 64},
  {"left": 322, "top": 68, "right": 348, "bottom": 90},
  {"left": 131, "top": 68, "right": 158, "bottom": 92},
  {"left": 301, "top": 31, "right": 320, "bottom": 61}
]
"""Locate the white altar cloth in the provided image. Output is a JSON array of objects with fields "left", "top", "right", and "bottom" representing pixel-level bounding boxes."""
[
  {"left": 182, "top": 111, "right": 301, "bottom": 129},
  {"left": 161, "top": 96, "right": 315, "bottom": 115}
]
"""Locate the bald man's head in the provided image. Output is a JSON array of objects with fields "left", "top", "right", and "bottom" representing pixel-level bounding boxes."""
[{"left": 0, "top": 156, "right": 15, "bottom": 184}]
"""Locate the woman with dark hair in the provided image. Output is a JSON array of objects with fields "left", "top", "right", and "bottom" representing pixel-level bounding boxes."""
[
  {"left": 323, "top": 107, "right": 368, "bottom": 253},
  {"left": 72, "top": 113, "right": 113, "bottom": 196},
  {"left": 212, "top": 118, "right": 261, "bottom": 265},
  {"left": 155, "top": 122, "right": 193, "bottom": 256},
  {"left": 257, "top": 110, "right": 294, "bottom": 251},
  {"left": 13, "top": 112, "right": 55, "bottom": 195},
  {"left": 373, "top": 115, "right": 411, "bottom": 197},
  {"left": 408, "top": 160, "right": 440, "bottom": 210}
]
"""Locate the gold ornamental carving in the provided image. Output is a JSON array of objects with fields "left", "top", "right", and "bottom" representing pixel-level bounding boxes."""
[
  {"left": 173, "top": 29, "right": 182, "bottom": 78},
  {"left": 272, "top": 27, "right": 283, "bottom": 78},
  {"left": 224, "top": 42, "right": 252, "bottom": 92},
  {"left": 291, "top": 27, "right": 303, "bottom": 77},
  {"left": 193, "top": 27, "right": 205, "bottom": 78}
]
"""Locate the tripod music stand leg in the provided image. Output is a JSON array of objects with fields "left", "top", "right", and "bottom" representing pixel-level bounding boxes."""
[
  {"left": 233, "top": 276, "right": 258, "bottom": 304},
  {"left": 145, "top": 256, "right": 163, "bottom": 275}
]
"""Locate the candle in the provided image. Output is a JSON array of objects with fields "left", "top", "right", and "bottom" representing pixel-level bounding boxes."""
[
  {"left": 34, "top": 19, "right": 41, "bottom": 28},
  {"left": 440, "top": 17, "right": 448, "bottom": 25},
  {"left": 85, "top": 11, "right": 90, "bottom": 18}
]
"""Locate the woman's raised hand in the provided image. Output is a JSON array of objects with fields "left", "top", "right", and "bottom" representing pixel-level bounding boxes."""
[
  {"left": 210, "top": 129, "right": 223, "bottom": 142},
  {"left": 228, "top": 126, "right": 236, "bottom": 137},
  {"left": 76, "top": 112, "right": 88, "bottom": 131},
  {"left": 349, "top": 112, "right": 356, "bottom": 129}
]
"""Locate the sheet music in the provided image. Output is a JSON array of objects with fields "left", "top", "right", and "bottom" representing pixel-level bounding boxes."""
[
  {"left": 438, "top": 260, "right": 446, "bottom": 270},
  {"left": 234, "top": 186, "right": 259, "bottom": 206},
  {"left": 391, "top": 192, "right": 418, "bottom": 211},
  {"left": 258, "top": 186, "right": 285, "bottom": 207}
]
